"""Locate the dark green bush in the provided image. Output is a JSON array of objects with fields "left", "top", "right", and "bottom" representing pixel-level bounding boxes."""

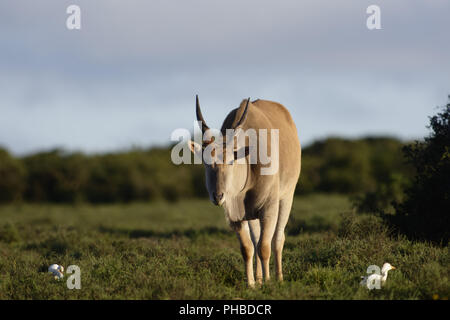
[
  {"left": 0, "top": 148, "right": 26, "bottom": 203},
  {"left": 297, "top": 137, "right": 412, "bottom": 196},
  {"left": 0, "top": 136, "right": 414, "bottom": 204},
  {"left": 354, "top": 173, "right": 409, "bottom": 214},
  {"left": 387, "top": 100, "right": 450, "bottom": 244},
  {"left": 23, "top": 150, "right": 89, "bottom": 203}
]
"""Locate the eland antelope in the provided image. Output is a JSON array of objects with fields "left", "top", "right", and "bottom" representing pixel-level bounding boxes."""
[{"left": 189, "top": 96, "right": 301, "bottom": 287}]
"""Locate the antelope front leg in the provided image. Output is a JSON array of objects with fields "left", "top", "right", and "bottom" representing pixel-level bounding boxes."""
[
  {"left": 257, "top": 202, "right": 279, "bottom": 282},
  {"left": 273, "top": 195, "right": 294, "bottom": 282},
  {"left": 236, "top": 221, "right": 256, "bottom": 287},
  {"left": 249, "top": 219, "right": 262, "bottom": 285}
]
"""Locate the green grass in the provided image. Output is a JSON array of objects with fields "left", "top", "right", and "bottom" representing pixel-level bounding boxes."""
[{"left": 0, "top": 194, "right": 448, "bottom": 299}]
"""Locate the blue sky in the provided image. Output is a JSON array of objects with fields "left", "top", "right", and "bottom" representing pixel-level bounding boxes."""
[{"left": 0, "top": 0, "right": 449, "bottom": 155}]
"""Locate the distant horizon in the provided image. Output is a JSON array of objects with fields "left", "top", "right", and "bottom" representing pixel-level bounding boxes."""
[{"left": 1, "top": 131, "right": 427, "bottom": 157}]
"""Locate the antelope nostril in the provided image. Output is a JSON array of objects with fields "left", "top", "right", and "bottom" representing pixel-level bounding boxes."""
[{"left": 213, "top": 192, "right": 224, "bottom": 203}]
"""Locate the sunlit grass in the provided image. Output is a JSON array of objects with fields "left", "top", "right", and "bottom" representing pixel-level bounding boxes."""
[{"left": 0, "top": 194, "right": 448, "bottom": 299}]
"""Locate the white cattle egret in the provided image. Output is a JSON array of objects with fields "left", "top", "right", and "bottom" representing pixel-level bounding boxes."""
[
  {"left": 48, "top": 264, "right": 64, "bottom": 280},
  {"left": 360, "top": 263, "right": 396, "bottom": 288}
]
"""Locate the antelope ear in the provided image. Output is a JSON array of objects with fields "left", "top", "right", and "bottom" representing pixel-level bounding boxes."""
[
  {"left": 188, "top": 140, "right": 202, "bottom": 155},
  {"left": 233, "top": 98, "right": 250, "bottom": 130}
]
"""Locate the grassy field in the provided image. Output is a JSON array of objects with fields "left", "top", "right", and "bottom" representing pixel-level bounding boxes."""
[{"left": 0, "top": 194, "right": 448, "bottom": 299}]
